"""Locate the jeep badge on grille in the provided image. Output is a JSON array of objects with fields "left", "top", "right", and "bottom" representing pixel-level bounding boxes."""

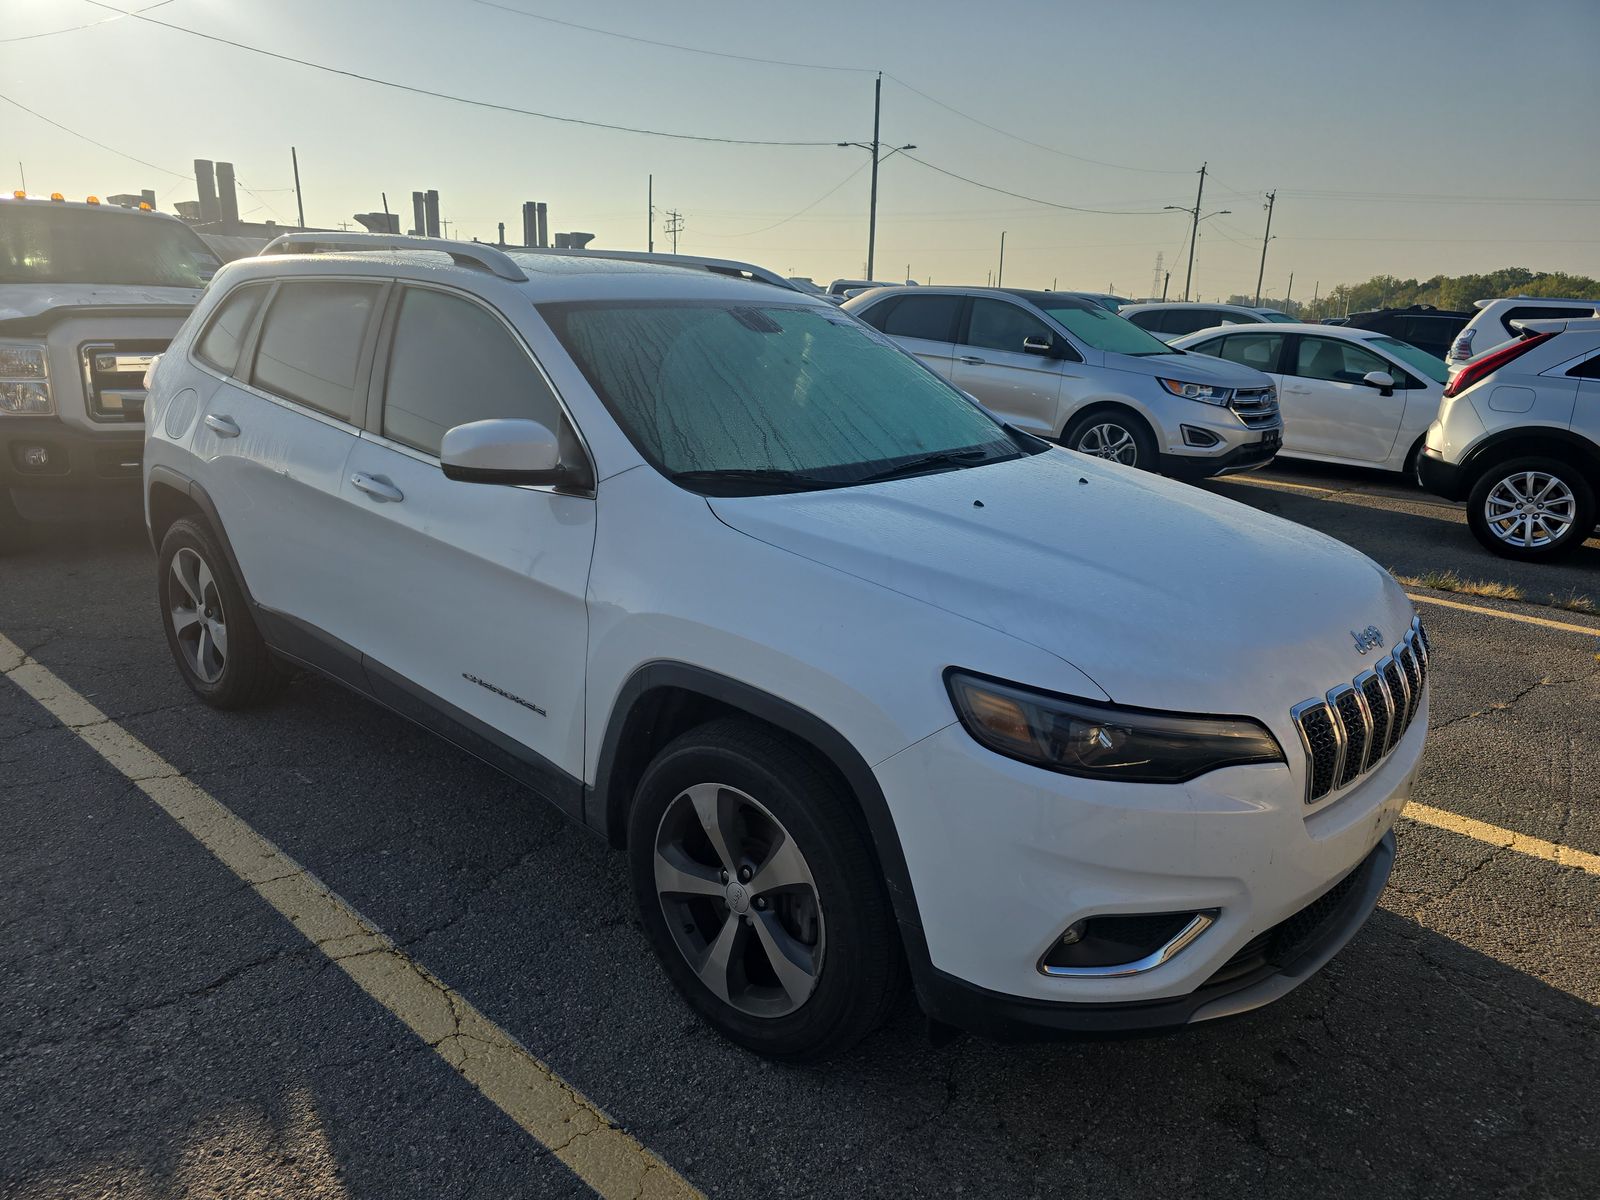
[{"left": 1351, "top": 626, "right": 1384, "bottom": 654}]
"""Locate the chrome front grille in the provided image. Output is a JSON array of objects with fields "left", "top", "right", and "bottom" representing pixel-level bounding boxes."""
[
  {"left": 1230, "top": 387, "right": 1280, "bottom": 428},
  {"left": 80, "top": 340, "right": 165, "bottom": 423},
  {"left": 1292, "top": 616, "right": 1429, "bottom": 804}
]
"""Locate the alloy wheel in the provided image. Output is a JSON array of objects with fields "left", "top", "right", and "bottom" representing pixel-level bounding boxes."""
[
  {"left": 1077, "top": 422, "right": 1139, "bottom": 465},
  {"left": 168, "top": 546, "right": 228, "bottom": 683},
  {"left": 653, "top": 782, "right": 825, "bottom": 1018},
  {"left": 1483, "top": 471, "right": 1576, "bottom": 549}
]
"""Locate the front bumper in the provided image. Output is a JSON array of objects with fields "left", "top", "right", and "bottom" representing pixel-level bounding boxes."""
[
  {"left": 1, "top": 417, "right": 143, "bottom": 521},
  {"left": 1161, "top": 431, "right": 1280, "bottom": 480},
  {"left": 1417, "top": 446, "right": 1469, "bottom": 502},
  {"left": 876, "top": 706, "right": 1421, "bottom": 1033}
]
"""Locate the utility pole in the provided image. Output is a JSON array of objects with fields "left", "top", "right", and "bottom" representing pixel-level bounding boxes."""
[
  {"left": 867, "top": 72, "right": 882, "bottom": 280},
  {"left": 647, "top": 174, "right": 654, "bottom": 253},
  {"left": 381, "top": 191, "right": 390, "bottom": 230},
  {"left": 665, "top": 209, "right": 683, "bottom": 254},
  {"left": 1285, "top": 272, "right": 1294, "bottom": 310},
  {"left": 1253, "top": 189, "right": 1275, "bottom": 307},
  {"left": 997, "top": 231, "right": 1006, "bottom": 287},
  {"left": 1162, "top": 271, "right": 1171, "bottom": 300},
  {"left": 291, "top": 146, "right": 306, "bottom": 229},
  {"left": 1311, "top": 280, "right": 1320, "bottom": 318},
  {"left": 17, "top": 162, "right": 24, "bottom": 193},
  {"left": 1184, "top": 162, "right": 1207, "bottom": 302}
]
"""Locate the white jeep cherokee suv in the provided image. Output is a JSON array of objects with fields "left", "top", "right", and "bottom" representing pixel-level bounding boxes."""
[{"left": 143, "top": 234, "right": 1427, "bottom": 1061}]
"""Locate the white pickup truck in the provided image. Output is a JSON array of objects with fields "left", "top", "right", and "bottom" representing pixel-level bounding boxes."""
[{"left": 1, "top": 193, "right": 220, "bottom": 548}]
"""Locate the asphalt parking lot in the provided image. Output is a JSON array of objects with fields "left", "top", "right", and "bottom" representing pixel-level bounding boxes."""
[{"left": 3, "top": 468, "right": 1598, "bottom": 1200}]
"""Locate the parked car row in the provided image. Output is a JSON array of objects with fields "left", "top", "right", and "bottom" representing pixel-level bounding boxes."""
[{"left": 132, "top": 234, "right": 1424, "bottom": 1060}]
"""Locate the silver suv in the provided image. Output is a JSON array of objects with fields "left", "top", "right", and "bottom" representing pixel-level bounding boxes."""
[
  {"left": 843, "top": 287, "right": 1281, "bottom": 478},
  {"left": 1420, "top": 316, "right": 1600, "bottom": 560}
]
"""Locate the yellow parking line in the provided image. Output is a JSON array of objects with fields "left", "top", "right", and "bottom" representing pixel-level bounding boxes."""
[
  {"left": 0, "top": 634, "right": 699, "bottom": 1200},
  {"left": 1407, "top": 592, "right": 1600, "bottom": 638},
  {"left": 1402, "top": 803, "right": 1600, "bottom": 876},
  {"left": 1225, "top": 475, "right": 1334, "bottom": 495}
]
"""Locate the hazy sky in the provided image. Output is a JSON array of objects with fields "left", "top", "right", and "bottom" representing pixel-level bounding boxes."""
[{"left": 5, "top": 0, "right": 1598, "bottom": 300}]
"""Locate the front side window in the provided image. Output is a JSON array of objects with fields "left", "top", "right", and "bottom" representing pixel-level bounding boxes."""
[
  {"left": 0, "top": 206, "right": 220, "bottom": 287},
  {"left": 1037, "top": 300, "right": 1172, "bottom": 356},
  {"left": 964, "top": 299, "right": 1054, "bottom": 354},
  {"left": 880, "top": 294, "right": 962, "bottom": 343},
  {"left": 250, "top": 281, "right": 383, "bottom": 420},
  {"left": 195, "top": 285, "right": 265, "bottom": 374},
  {"left": 1215, "top": 332, "right": 1285, "bottom": 373},
  {"left": 1293, "top": 337, "right": 1389, "bottom": 385},
  {"left": 543, "top": 301, "right": 1023, "bottom": 491},
  {"left": 383, "top": 288, "right": 564, "bottom": 456}
]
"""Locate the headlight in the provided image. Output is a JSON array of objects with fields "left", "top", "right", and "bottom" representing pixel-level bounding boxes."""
[
  {"left": 1157, "top": 377, "right": 1231, "bottom": 406},
  {"left": 946, "top": 670, "right": 1284, "bottom": 783},
  {"left": 0, "top": 342, "right": 52, "bottom": 416}
]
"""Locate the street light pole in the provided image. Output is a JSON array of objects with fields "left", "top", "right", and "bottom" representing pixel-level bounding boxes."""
[
  {"left": 1183, "top": 162, "right": 1207, "bottom": 302},
  {"left": 867, "top": 72, "right": 881, "bottom": 280},
  {"left": 997, "top": 231, "right": 1006, "bottom": 287}
]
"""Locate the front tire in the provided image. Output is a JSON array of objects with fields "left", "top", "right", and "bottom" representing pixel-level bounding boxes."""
[
  {"left": 627, "top": 718, "right": 904, "bottom": 1062},
  {"left": 1465, "top": 457, "right": 1595, "bottom": 561},
  {"left": 1062, "top": 409, "right": 1157, "bottom": 471},
  {"left": 157, "top": 517, "right": 284, "bottom": 708}
]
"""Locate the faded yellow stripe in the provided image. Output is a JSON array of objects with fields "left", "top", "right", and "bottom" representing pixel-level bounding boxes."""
[
  {"left": 1402, "top": 802, "right": 1600, "bottom": 876},
  {"left": 1406, "top": 592, "right": 1600, "bottom": 638},
  {"left": 0, "top": 634, "right": 699, "bottom": 1200}
]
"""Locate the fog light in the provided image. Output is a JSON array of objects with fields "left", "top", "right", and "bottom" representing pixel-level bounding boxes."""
[
  {"left": 1059, "top": 921, "right": 1084, "bottom": 946},
  {"left": 21, "top": 445, "right": 50, "bottom": 469},
  {"left": 1040, "top": 910, "right": 1217, "bottom": 976},
  {"left": 1181, "top": 425, "right": 1221, "bottom": 448}
]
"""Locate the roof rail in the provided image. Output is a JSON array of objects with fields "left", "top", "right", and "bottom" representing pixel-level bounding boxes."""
[
  {"left": 510, "top": 246, "right": 797, "bottom": 291},
  {"left": 257, "top": 232, "right": 528, "bottom": 282}
]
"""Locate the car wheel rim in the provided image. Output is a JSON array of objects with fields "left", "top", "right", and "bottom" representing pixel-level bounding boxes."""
[
  {"left": 168, "top": 547, "right": 228, "bottom": 683},
  {"left": 653, "top": 782, "right": 825, "bottom": 1019},
  {"left": 1077, "top": 423, "right": 1138, "bottom": 465},
  {"left": 1483, "top": 471, "right": 1576, "bottom": 549}
]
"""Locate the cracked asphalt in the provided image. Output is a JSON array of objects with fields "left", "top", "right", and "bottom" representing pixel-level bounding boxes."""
[{"left": 3, "top": 486, "right": 1598, "bottom": 1199}]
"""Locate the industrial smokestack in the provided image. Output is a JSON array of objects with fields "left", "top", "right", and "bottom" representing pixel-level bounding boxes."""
[
  {"left": 215, "top": 161, "right": 240, "bottom": 228},
  {"left": 424, "top": 190, "right": 440, "bottom": 238},
  {"left": 522, "top": 202, "right": 537, "bottom": 247},
  {"left": 194, "top": 160, "right": 219, "bottom": 224},
  {"left": 535, "top": 202, "right": 548, "bottom": 248},
  {"left": 411, "top": 192, "right": 426, "bottom": 237}
]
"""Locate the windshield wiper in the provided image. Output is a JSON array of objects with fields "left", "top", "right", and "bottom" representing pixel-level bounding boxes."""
[
  {"left": 668, "top": 468, "right": 841, "bottom": 494},
  {"left": 853, "top": 448, "right": 1003, "bottom": 485}
]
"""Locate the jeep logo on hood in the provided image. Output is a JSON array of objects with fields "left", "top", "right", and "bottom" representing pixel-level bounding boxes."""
[{"left": 1351, "top": 626, "right": 1384, "bottom": 654}]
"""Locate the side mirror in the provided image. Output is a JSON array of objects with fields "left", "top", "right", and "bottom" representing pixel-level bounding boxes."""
[
  {"left": 440, "top": 418, "right": 593, "bottom": 491},
  {"left": 1361, "top": 370, "right": 1395, "bottom": 396},
  {"left": 1022, "top": 334, "right": 1056, "bottom": 358}
]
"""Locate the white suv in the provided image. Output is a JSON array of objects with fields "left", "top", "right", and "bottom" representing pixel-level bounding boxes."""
[
  {"left": 843, "top": 286, "right": 1281, "bottom": 478},
  {"left": 143, "top": 234, "right": 1426, "bottom": 1060},
  {"left": 1447, "top": 296, "right": 1600, "bottom": 366},
  {"left": 1420, "top": 316, "right": 1600, "bottom": 559}
]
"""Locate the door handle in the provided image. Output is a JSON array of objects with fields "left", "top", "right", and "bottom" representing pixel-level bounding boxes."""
[
  {"left": 351, "top": 472, "right": 404, "bottom": 503},
  {"left": 204, "top": 414, "right": 240, "bottom": 438},
  {"left": 959, "top": 355, "right": 985, "bottom": 365}
]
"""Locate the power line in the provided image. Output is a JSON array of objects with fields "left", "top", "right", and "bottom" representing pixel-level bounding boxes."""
[
  {"left": 0, "top": 0, "right": 174, "bottom": 45},
  {"left": 464, "top": 0, "right": 873, "bottom": 73},
  {"left": 699, "top": 160, "right": 871, "bottom": 238},
  {"left": 0, "top": 91, "right": 193, "bottom": 180},
  {"left": 77, "top": 1, "right": 843, "bottom": 146},
  {"left": 899, "top": 153, "right": 1173, "bottom": 215}
]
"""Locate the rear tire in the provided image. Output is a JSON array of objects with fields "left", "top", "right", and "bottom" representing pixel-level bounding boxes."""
[
  {"left": 157, "top": 517, "right": 285, "bottom": 708},
  {"left": 627, "top": 718, "right": 905, "bottom": 1062},
  {"left": 1062, "top": 408, "right": 1157, "bottom": 472},
  {"left": 1465, "top": 457, "right": 1595, "bottom": 561}
]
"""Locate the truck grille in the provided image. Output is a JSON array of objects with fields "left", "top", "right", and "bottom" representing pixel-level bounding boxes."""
[
  {"left": 1230, "top": 386, "right": 1280, "bottom": 428},
  {"left": 80, "top": 340, "right": 165, "bottom": 424},
  {"left": 1291, "top": 616, "right": 1428, "bottom": 804}
]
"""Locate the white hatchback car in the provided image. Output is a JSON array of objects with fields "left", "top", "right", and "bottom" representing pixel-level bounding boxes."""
[
  {"left": 1174, "top": 323, "right": 1450, "bottom": 476},
  {"left": 143, "top": 234, "right": 1426, "bottom": 1060}
]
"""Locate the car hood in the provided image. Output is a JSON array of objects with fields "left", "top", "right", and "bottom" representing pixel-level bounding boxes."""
[
  {"left": 1102, "top": 347, "right": 1274, "bottom": 389},
  {"left": 708, "top": 450, "right": 1413, "bottom": 719},
  {"left": 0, "top": 282, "right": 204, "bottom": 324}
]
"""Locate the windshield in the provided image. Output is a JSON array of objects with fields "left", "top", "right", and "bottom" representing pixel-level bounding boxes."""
[
  {"left": 1371, "top": 336, "right": 1450, "bottom": 384},
  {"left": 1036, "top": 300, "right": 1173, "bottom": 356},
  {"left": 0, "top": 205, "right": 220, "bottom": 287},
  {"left": 543, "top": 300, "right": 1026, "bottom": 492}
]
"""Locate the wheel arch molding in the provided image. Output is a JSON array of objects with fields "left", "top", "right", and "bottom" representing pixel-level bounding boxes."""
[
  {"left": 587, "top": 661, "right": 926, "bottom": 934},
  {"left": 147, "top": 467, "right": 259, "bottom": 611},
  {"left": 1461, "top": 428, "right": 1600, "bottom": 487}
]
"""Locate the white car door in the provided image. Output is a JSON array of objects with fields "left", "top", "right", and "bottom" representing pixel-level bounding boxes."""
[
  {"left": 948, "top": 298, "right": 1066, "bottom": 438},
  {"left": 863, "top": 292, "right": 964, "bottom": 379},
  {"left": 336, "top": 284, "right": 596, "bottom": 804},
  {"left": 1278, "top": 334, "right": 1408, "bottom": 465},
  {"left": 192, "top": 278, "right": 383, "bottom": 649}
]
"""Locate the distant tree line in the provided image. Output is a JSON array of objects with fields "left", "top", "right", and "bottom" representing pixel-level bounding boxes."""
[{"left": 1225, "top": 267, "right": 1600, "bottom": 320}]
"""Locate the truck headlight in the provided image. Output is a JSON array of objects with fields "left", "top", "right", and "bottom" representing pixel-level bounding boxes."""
[
  {"left": 0, "top": 342, "right": 53, "bottom": 416},
  {"left": 1157, "top": 377, "right": 1231, "bottom": 406},
  {"left": 946, "top": 670, "right": 1284, "bottom": 783}
]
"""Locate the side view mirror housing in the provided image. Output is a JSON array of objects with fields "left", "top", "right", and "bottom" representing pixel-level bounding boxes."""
[
  {"left": 440, "top": 418, "right": 593, "bottom": 491},
  {"left": 1361, "top": 370, "right": 1396, "bottom": 396},
  {"left": 1022, "top": 334, "right": 1058, "bottom": 358}
]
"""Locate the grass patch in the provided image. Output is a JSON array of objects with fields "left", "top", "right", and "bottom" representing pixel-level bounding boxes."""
[
  {"left": 1552, "top": 590, "right": 1597, "bottom": 614},
  {"left": 1391, "top": 569, "right": 1524, "bottom": 602}
]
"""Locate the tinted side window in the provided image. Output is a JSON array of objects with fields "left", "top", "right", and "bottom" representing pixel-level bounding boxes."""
[
  {"left": 250, "top": 281, "right": 382, "bottom": 420},
  {"left": 1162, "top": 308, "right": 1230, "bottom": 336},
  {"left": 195, "top": 285, "right": 264, "bottom": 374},
  {"left": 1215, "top": 332, "right": 1285, "bottom": 373},
  {"left": 1568, "top": 354, "right": 1600, "bottom": 379},
  {"left": 854, "top": 297, "right": 895, "bottom": 331},
  {"left": 1500, "top": 306, "right": 1593, "bottom": 337},
  {"left": 963, "top": 299, "right": 1052, "bottom": 353},
  {"left": 1125, "top": 309, "right": 1165, "bottom": 333},
  {"left": 382, "top": 288, "right": 563, "bottom": 456},
  {"left": 1293, "top": 337, "right": 1388, "bottom": 384},
  {"left": 881, "top": 294, "right": 962, "bottom": 342}
]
